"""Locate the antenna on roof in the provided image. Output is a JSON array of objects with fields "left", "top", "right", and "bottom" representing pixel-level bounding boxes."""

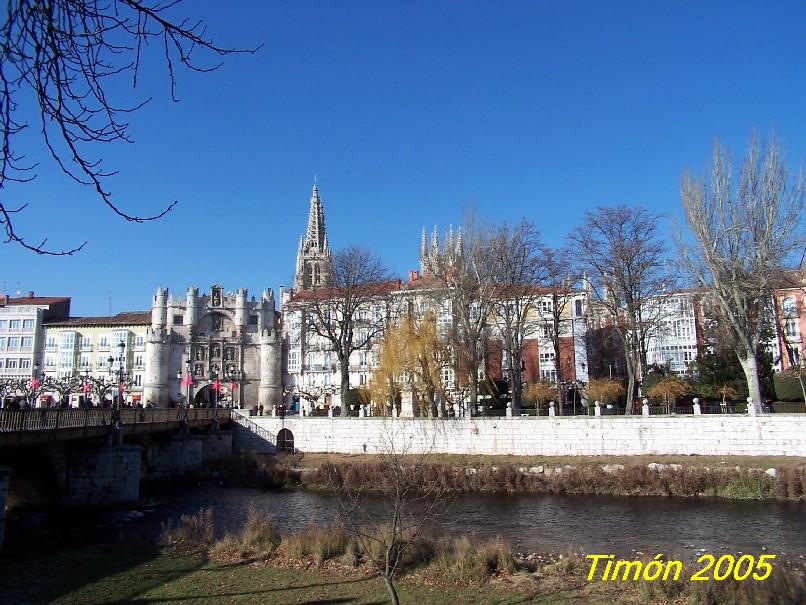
[{"left": 108, "top": 290, "right": 112, "bottom": 316}]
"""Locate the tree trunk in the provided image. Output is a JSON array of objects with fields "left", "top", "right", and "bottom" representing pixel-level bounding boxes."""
[
  {"left": 738, "top": 353, "right": 764, "bottom": 413},
  {"left": 340, "top": 360, "right": 350, "bottom": 417},
  {"left": 382, "top": 574, "right": 400, "bottom": 605}
]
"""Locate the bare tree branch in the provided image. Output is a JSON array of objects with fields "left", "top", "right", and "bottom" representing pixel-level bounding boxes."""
[{"left": 0, "top": 0, "right": 260, "bottom": 254}]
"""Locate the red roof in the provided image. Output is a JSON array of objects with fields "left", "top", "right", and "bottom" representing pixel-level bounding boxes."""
[
  {"left": 44, "top": 311, "right": 152, "bottom": 327},
  {"left": 2, "top": 295, "right": 71, "bottom": 306}
]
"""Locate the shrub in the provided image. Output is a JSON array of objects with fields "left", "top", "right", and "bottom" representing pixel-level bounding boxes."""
[
  {"left": 160, "top": 507, "right": 214, "bottom": 553},
  {"left": 211, "top": 506, "right": 280, "bottom": 561},
  {"left": 281, "top": 523, "right": 350, "bottom": 563}
]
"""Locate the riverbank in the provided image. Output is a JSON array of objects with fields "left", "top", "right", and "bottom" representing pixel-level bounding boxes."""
[
  {"left": 226, "top": 452, "right": 806, "bottom": 501},
  {"left": 2, "top": 507, "right": 804, "bottom": 605}
]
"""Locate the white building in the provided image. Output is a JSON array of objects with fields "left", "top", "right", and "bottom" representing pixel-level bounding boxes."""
[
  {"left": 0, "top": 292, "right": 71, "bottom": 381},
  {"left": 42, "top": 312, "right": 150, "bottom": 405},
  {"left": 644, "top": 290, "right": 702, "bottom": 375},
  {"left": 143, "top": 285, "right": 282, "bottom": 409}
]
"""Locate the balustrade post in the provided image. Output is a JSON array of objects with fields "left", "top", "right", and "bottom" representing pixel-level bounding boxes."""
[
  {"left": 642, "top": 398, "right": 650, "bottom": 417},
  {"left": 693, "top": 397, "right": 702, "bottom": 415},
  {"left": 747, "top": 397, "right": 757, "bottom": 416},
  {"left": 594, "top": 401, "right": 602, "bottom": 417},
  {"left": 505, "top": 402, "right": 513, "bottom": 418},
  {"left": 548, "top": 401, "right": 556, "bottom": 417}
]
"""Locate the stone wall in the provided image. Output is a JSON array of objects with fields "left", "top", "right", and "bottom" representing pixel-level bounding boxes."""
[
  {"left": 143, "top": 437, "right": 203, "bottom": 480},
  {"left": 236, "top": 414, "right": 806, "bottom": 457},
  {"left": 0, "top": 466, "right": 10, "bottom": 551},
  {"left": 202, "top": 431, "right": 233, "bottom": 463},
  {"left": 51, "top": 445, "right": 142, "bottom": 507}
]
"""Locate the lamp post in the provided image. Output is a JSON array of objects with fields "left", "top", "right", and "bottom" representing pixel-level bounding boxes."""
[
  {"left": 30, "top": 363, "right": 43, "bottom": 408},
  {"left": 107, "top": 341, "right": 126, "bottom": 431},
  {"left": 82, "top": 368, "right": 91, "bottom": 407}
]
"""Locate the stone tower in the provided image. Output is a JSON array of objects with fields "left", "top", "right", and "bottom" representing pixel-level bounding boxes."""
[{"left": 294, "top": 184, "right": 333, "bottom": 290}]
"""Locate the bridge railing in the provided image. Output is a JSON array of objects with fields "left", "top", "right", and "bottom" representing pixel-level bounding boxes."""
[{"left": 0, "top": 407, "right": 230, "bottom": 433}]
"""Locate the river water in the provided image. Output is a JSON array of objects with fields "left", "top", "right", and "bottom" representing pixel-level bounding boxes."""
[{"left": 7, "top": 486, "right": 806, "bottom": 562}]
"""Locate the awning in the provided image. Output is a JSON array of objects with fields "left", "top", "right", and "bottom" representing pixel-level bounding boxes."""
[{"left": 132, "top": 394, "right": 142, "bottom": 400}]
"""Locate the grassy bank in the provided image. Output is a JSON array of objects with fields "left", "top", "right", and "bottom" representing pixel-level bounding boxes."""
[
  {"left": 3, "top": 507, "right": 803, "bottom": 605},
  {"left": 218, "top": 452, "right": 806, "bottom": 501}
]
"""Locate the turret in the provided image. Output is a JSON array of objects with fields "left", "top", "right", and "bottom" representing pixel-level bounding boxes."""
[
  {"left": 151, "top": 287, "right": 168, "bottom": 329},
  {"left": 184, "top": 286, "right": 199, "bottom": 327},
  {"left": 235, "top": 288, "right": 248, "bottom": 329},
  {"left": 258, "top": 288, "right": 281, "bottom": 407}
]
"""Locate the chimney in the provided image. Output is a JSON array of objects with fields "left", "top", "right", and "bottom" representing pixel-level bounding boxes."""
[
  {"left": 27, "top": 291, "right": 34, "bottom": 298},
  {"left": 408, "top": 270, "right": 419, "bottom": 283},
  {"left": 0, "top": 294, "right": 7, "bottom": 305}
]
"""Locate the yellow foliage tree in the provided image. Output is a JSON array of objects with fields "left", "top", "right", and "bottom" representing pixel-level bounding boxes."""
[
  {"left": 370, "top": 313, "right": 453, "bottom": 416},
  {"left": 524, "top": 381, "right": 555, "bottom": 407},
  {"left": 584, "top": 378, "right": 624, "bottom": 405},
  {"left": 647, "top": 376, "right": 690, "bottom": 405}
]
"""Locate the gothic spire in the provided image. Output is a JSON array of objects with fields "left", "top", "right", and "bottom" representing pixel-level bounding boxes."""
[{"left": 304, "top": 183, "right": 327, "bottom": 252}]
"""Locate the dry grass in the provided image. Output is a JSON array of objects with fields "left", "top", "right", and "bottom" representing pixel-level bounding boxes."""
[
  {"left": 160, "top": 507, "right": 214, "bottom": 554},
  {"left": 299, "top": 458, "right": 806, "bottom": 500},
  {"left": 210, "top": 506, "right": 280, "bottom": 562},
  {"left": 279, "top": 522, "right": 351, "bottom": 563}
]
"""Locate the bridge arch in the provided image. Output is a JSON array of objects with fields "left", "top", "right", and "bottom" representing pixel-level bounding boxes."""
[
  {"left": 277, "top": 428, "right": 294, "bottom": 453},
  {"left": 194, "top": 385, "right": 215, "bottom": 406}
]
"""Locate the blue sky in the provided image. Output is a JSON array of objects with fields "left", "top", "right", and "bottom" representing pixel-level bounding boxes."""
[{"left": 3, "top": 0, "right": 805, "bottom": 315}]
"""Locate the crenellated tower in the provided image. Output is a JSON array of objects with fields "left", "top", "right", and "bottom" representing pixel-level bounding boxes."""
[{"left": 294, "top": 184, "right": 333, "bottom": 290}]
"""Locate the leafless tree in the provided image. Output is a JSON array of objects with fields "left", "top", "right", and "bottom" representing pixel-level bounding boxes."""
[
  {"left": 1, "top": 0, "right": 257, "bottom": 254},
  {"left": 423, "top": 215, "right": 497, "bottom": 409},
  {"left": 324, "top": 422, "right": 450, "bottom": 605},
  {"left": 300, "top": 245, "right": 394, "bottom": 416},
  {"left": 536, "top": 246, "right": 582, "bottom": 408},
  {"left": 679, "top": 136, "right": 805, "bottom": 413},
  {"left": 569, "top": 205, "right": 673, "bottom": 412},
  {"left": 487, "top": 220, "right": 545, "bottom": 412}
]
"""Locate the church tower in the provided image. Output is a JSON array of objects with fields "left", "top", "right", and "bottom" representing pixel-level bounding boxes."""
[{"left": 294, "top": 184, "right": 333, "bottom": 290}]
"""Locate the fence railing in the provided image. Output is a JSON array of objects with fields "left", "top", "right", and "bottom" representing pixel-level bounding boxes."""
[{"left": 0, "top": 407, "right": 228, "bottom": 433}]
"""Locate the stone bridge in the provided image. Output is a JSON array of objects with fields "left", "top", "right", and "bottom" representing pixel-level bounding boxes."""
[{"left": 0, "top": 408, "right": 233, "bottom": 551}]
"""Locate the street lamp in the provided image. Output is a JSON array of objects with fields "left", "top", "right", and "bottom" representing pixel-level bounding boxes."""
[
  {"left": 82, "top": 368, "right": 91, "bottom": 407},
  {"left": 30, "top": 363, "right": 43, "bottom": 408},
  {"left": 107, "top": 341, "right": 126, "bottom": 410}
]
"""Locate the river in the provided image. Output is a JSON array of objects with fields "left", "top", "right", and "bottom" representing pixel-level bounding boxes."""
[{"left": 7, "top": 486, "right": 804, "bottom": 562}]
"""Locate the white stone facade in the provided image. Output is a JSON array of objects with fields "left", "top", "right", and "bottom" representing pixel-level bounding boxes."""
[
  {"left": 239, "top": 413, "right": 806, "bottom": 457},
  {"left": 143, "top": 285, "right": 282, "bottom": 408}
]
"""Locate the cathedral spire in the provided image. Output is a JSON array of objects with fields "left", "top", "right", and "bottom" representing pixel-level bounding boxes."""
[
  {"left": 295, "top": 184, "right": 334, "bottom": 290},
  {"left": 304, "top": 183, "right": 327, "bottom": 252}
]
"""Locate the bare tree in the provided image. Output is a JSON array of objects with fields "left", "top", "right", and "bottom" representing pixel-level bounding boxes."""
[
  {"left": 680, "top": 136, "right": 805, "bottom": 413},
  {"left": 324, "top": 422, "right": 450, "bottom": 605},
  {"left": 423, "top": 216, "right": 497, "bottom": 409},
  {"left": 487, "top": 220, "right": 545, "bottom": 412},
  {"left": 1, "top": 0, "right": 257, "bottom": 254},
  {"left": 300, "top": 245, "right": 393, "bottom": 416},
  {"left": 569, "top": 206, "right": 672, "bottom": 412},
  {"left": 536, "top": 246, "right": 581, "bottom": 408}
]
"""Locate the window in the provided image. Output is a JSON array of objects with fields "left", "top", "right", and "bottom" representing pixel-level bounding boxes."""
[
  {"left": 113, "top": 331, "right": 127, "bottom": 347},
  {"left": 324, "top": 373, "right": 331, "bottom": 386},
  {"left": 21, "top": 336, "right": 32, "bottom": 350},
  {"left": 359, "top": 351, "right": 367, "bottom": 367},
  {"left": 288, "top": 351, "right": 300, "bottom": 371},
  {"left": 98, "top": 356, "right": 108, "bottom": 368},
  {"left": 540, "top": 368, "right": 557, "bottom": 381},
  {"left": 134, "top": 355, "right": 144, "bottom": 367},
  {"left": 81, "top": 336, "right": 91, "bottom": 348},
  {"left": 60, "top": 332, "right": 75, "bottom": 349},
  {"left": 6, "top": 358, "right": 17, "bottom": 369},
  {"left": 359, "top": 373, "right": 367, "bottom": 386},
  {"left": 539, "top": 351, "right": 556, "bottom": 363},
  {"left": 9, "top": 319, "right": 21, "bottom": 331},
  {"left": 575, "top": 299, "right": 583, "bottom": 317},
  {"left": 135, "top": 336, "right": 145, "bottom": 347},
  {"left": 19, "top": 358, "right": 31, "bottom": 369},
  {"left": 249, "top": 314, "right": 258, "bottom": 325},
  {"left": 99, "top": 336, "right": 109, "bottom": 348},
  {"left": 7, "top": 337, "right": 19, "bottom": 350},
  {"left": 0, "top": 359, "right": 4, "bottom": 369},
  {"left": 80, "top": 356, "right": 90, "bottom": 368},
  {"left": 783, "top": 296, "right": 797, "bottom": 315},
  {"left": 173, "top": 315, "right": 184, "bottom": 325},
  {"left": 0, "top": 337, "right": 5, "bottom": 349},
  {"left": 46, "top": 336, "right": 56, "bottom": 348},
  {"left": 0, "top": 320, "right": 6, "bottom": 331},
  {"left": 45, "top": 356, "right": 55, "bottom": 368},
  {"left": 133, "top": 374, "right": 143, "bottom": 387},
  {"left": 59, "top": 352, "right": 73, "bottom": 367},
  {"left": 785, "top": 319, "right": 800, "bottom": 338},
  {"left": 22, "top": 319, "right": 34, "bottom": 330}
]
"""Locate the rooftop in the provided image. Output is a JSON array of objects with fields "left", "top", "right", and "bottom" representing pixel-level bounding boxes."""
[{"left": 44, "top": 311, "right": 152, "bottom": 328}]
